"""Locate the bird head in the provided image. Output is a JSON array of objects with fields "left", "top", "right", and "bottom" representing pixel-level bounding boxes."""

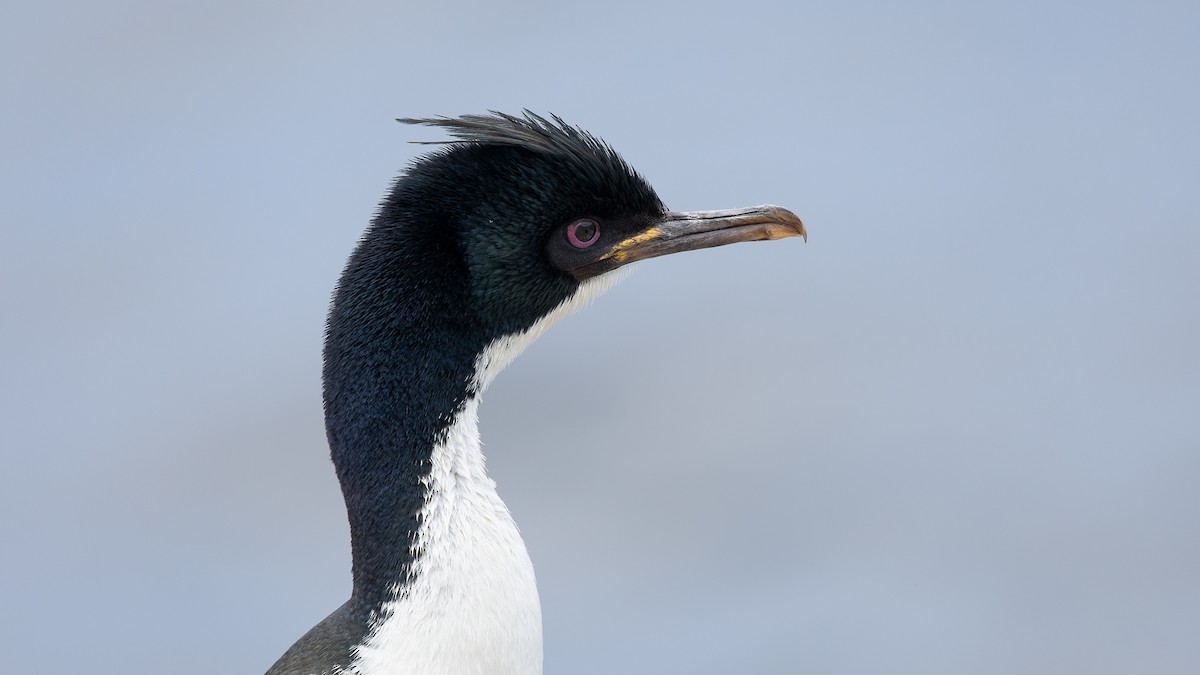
[{"left": 384, "top": 112, "right": 806, "bottom": 344}]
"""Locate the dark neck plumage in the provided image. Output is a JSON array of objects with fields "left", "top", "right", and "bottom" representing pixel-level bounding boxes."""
[{"left": 322, "top": 205, "right": 485, "bottom": 609}]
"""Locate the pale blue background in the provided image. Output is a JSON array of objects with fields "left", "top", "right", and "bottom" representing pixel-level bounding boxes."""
[{"left": 2, "top": 1, "right": 1198, "bottom": 673}]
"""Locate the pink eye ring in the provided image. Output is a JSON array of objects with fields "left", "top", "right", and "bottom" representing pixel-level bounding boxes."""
[{"left": 566, "top": 218, "right": 601, "bottom": 248}]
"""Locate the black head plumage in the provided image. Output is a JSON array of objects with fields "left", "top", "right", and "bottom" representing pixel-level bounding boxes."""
[{"left": 366, "top": 111, "right": 667, "bottom": 338}]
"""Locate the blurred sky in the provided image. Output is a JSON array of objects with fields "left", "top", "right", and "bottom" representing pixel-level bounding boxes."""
[{"left": 2, "top": 1, "right": 1198, "bottom": 673}]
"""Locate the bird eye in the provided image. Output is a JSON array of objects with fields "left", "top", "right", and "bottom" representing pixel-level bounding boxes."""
[{"left": 566, "top": 219, "right": 600, "bottom": 248}]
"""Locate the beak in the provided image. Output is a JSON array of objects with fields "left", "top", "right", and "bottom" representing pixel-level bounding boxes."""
[{"left": 572, "top": 204, "right": 806, "bottom": 280}]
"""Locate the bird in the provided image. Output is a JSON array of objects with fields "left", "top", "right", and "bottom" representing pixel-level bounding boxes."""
[{"left": 266, "top": 111, "right": 806, "bottom": 675}]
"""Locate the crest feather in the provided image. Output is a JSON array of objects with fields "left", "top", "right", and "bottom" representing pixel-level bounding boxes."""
[{"left": 397, "top": 111, "right": 663, "bottom": 214}]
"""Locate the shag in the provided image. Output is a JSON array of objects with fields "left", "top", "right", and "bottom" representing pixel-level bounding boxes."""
[{"left": 266, "top": 112, "right": 806, "bottom": 675}]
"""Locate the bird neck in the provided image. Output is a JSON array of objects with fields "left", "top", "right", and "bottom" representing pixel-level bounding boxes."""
[
  {"left": 322, "top": 227, "right": 484, "bottom": 606},
  {"left": 322, "top": 257, "right": 546, "bottom": 673}
]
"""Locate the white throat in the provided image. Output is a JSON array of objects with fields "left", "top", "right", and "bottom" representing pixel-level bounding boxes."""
[
  {"left": 473, "top": 269, "right": 630, "bottom": 393},
  {"left": 350, "top": 272, "right": 626, "bottom": 675}
]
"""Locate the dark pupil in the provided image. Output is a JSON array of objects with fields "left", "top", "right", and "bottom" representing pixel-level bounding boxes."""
[{"left": 574, "top": 220, "right": 596, "bottom": 242}]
